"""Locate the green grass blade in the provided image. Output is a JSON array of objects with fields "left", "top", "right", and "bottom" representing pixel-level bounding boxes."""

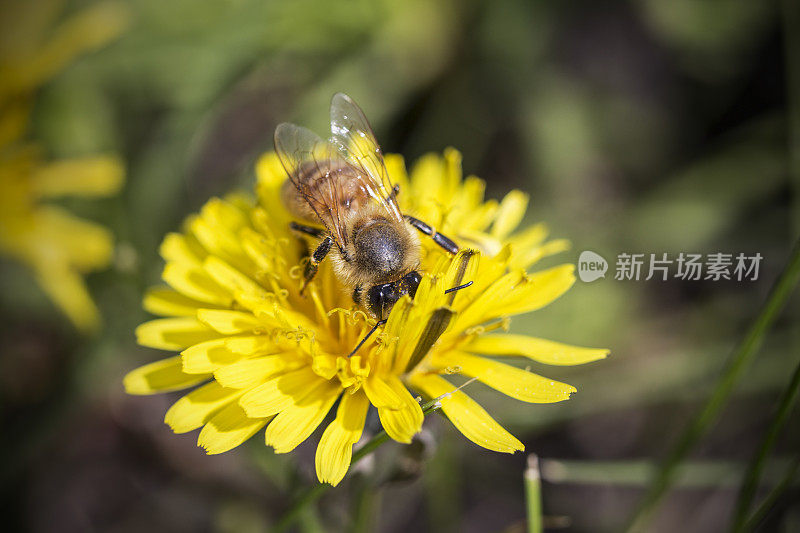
[
  {"left": 741, "top": 458, "right": 800, "bottom": 532},
  {"left": 540, "top": 458, "right": 799, "bottom": 488},
  {"left": 732, "top": 359, "right": 800, "bottom": 530},
  {"left": 625, "top": 237, "right": 800, "bottom": 532},
  {"left": 525, "top": 455, "right": 543, "bottom": 533}
]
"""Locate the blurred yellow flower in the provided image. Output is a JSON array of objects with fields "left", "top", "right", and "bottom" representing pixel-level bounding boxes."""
[
  {"left": 0, "top": 0, "right": 128, "bottom": 331},
  {"left": 125, "top": 148, "right": 608, "bottom": 486}
]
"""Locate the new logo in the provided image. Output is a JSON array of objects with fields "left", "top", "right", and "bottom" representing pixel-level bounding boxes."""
[{"left": 578, "top": 251, "right": 608, "bottom": 282}]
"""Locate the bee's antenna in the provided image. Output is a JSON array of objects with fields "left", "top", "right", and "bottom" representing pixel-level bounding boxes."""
[
  {"left": 444, "top": 280, "right": 473, "bottom": 294},
  {"left": 348, "top": 318, "right": 388, "bottom": 358}
]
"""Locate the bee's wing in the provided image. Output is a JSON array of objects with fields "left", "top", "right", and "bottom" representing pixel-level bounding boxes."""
[
  {"left": 274, "top": 122, "right": 350, "bottom": 247},
  {"left": 329, "top": 93, "right": 403, "bottom": 223}
]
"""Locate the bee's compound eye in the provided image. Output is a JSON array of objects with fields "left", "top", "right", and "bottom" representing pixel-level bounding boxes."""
[
  {"left": 366, "top": 282, "right": 400, "bottom": 320},
  {"left": 403, "top": 270, "right": 422, "bottom": 298}
]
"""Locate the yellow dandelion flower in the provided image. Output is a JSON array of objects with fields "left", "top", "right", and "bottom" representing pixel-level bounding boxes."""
[
  {"left": 125, "top": 146, "right": 608, "bottom": 487},
  {"left": 0, "top": 0, "right": 129, "bottom": 331}
]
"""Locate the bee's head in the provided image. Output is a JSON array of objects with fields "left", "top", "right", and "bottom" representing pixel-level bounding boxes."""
[{"left": 365, "top": 270, "right": 422, "bottom": 320}]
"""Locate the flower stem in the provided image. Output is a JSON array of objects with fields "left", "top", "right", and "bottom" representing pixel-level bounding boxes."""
[
  {"left": 352, "top": 475, "right": 378, "bottom": 533},
  {"left": 624, "top": 237, "right": 800, "bottom": 532},
  {"left": 272, "top": 483, "right": 328, "bottom": 533},
  {"left": 272, "top": 399, "right": 442, "bottom": 532},
  {"left": 524, "top": 454, "right": 543, "bottom": 533},
  {"left": 732, "top": 358, "right": 800, "bottom": 531}
]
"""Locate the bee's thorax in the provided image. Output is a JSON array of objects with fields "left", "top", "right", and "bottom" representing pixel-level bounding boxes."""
[{"left": 353, "top": 221, "right": 408, "bottom": 279}]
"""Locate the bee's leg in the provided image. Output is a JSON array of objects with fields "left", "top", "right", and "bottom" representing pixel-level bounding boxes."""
[
  {"left": 404, "top": 215, "right": 458, "bottom": 254},
  {"left": 290, "top": 221, "right": 326, "bottom": 238},
  {"left": 348, "top": 318, "right": 388, "bottom": 357},
  {"left": 301, "top": 235, "right": 333, "bottom": 293}
]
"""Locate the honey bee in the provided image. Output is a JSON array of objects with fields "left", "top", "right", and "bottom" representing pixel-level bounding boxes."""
[{"left": 274, "top": 93, "right": 464, "bottom": 348}]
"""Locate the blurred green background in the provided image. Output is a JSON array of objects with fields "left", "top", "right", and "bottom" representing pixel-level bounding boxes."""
[{"left": 0, "top": 0, "right": 797, "bottom": 531}]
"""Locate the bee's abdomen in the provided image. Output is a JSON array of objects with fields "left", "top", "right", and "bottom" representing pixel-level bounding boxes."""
[{"left": 281, "top": 163, "right": 365, "bottom": 222}]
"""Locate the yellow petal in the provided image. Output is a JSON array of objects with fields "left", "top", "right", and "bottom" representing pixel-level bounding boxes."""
[
  {"left": 255, "top": 153, "right": 291, "bottom": 226},
  {"left": 240, "top": 224, "right": 281, "bottom": 271},
  {"left": 438, "top": 352, "right": 575, "bottom": 403},
  {"left": 135, "top": 317, "right": 221, "bottom": 350},
  {"left": 458, "top": 175, "right": 486, "bottom": 208},
  {"left": 452, "top": 269, "right": 525, "bottom": 331},
  {"left": 3, "top": 1, "right": 130, "bottom": 94},
  {"left": 196, "top": 309, "right": 262, "bottom": 335},
  {"left": 189, "top": 215, "right": 246, "bottom": 269},
  {"left": 409, "top": 153, "right": 446, "bottom": 221},
  {"left": 264, "top": 381, "right": 341, "bottom": 453},
  {"left": 255, "top": 152, "right": 287, "bottom": 188},
  {"left": 362, "top": 375, "right": 404, "bottom": 410},
  {"left": 458, "top": 199, "right": 498, "bottom": 234},
  {"left": 380, "top": 295, "right": 414, "bottom": 374},
  {"left": 442, "top": 148, "right": 464, "bottom": 194},
  {"left": 31, "top": 156, "right": 124, "bottom": 197},
  {"left": 239, "top": 366, "right": 323, "bottom": 418},
  {"left": 315, "top": 390, "right": 369, "bottom": 486},
  {"left": 164, "top": 382, "right": 243, "bottom": 434},
  {"left": 214, "top": 355, "right": 299, "bottom": 389},
  {"left": 33, "top": 205, "right": 114, "bottom": 271},
  {"left": 162, "top": 263, "right": 232, "bottom": 306},
  {"left": 143, "top": 287, "right": 210, "bottom": 317},
  {"left": 34, "top": 264, "right": 99, "bottom": 332},
  {"left": 454, "top": 264, "right": 575, "bottom": 330},
  {"left": 506, "top": 222, "right": 548, "bottom": 250},
  {"left": 160, "top": 233, "right": 204, "bottom": 267},
  {"left": 377, "top": 375, "right": 423, "bottom": 443},
  {"left": 491, "top": 190, "right": 528, "bottom": 238},
  {"left": 203, "top": 256, "right": 270, "bottom": 306},
  {"left": 0, "top": 96, "right": 30, "bottom": 146},
  {"left": 466, "top": 335, "right": 609, "bottom": 366},
  {"left": 384, "top": 153, "right": 409, "bottom": 192},
  {"left": 224, "top": 335, "right": 276, "bottom": 354},
  {"left": 441, "top": 249, "right": 480, "bottom": 306},
  {"left": 123, "top": 356, "right": 209, "bottom": 395},
  {"left": 198, "top": 402, "right": 269, "bottom": 455},
  {"left": 471, "top": 244, "right": 513, "bottom": 292},
  {"left": 200, "top": 197, "right": 250, "bottom": 234},
  {"left": 511, "top": 238, "right": 571, "bottom": 270},
  {"left": 181, "top": 337, "right": 247, "bottom": 374},
  {"left": 408, "top": 373, "right": 523, "bottom": 453},
  {"left": 499, "top": 264, "right": 575, "bottom": 316}
]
